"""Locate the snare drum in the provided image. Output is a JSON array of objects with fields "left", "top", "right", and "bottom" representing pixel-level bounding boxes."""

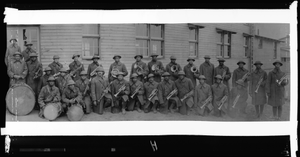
[
  {"left": 67, "top": 104, "right": 84, "bottom": 121},
  {"left": 6, "top": 83, "right": 35, "bottom": 116},
  {"left": 43, "top": 103, "right": 62, "bottom": 121}
]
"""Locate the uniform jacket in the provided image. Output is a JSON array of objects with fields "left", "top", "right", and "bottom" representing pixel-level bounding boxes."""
[
  {"left": 75, "top": 78, "right": 90, "bottom": 96},
  {"left": 111, "top": 79, "right": 130, "bottom": 102},
  {"left": 56, "top": 74, "right": 72, "bottom": 94},
  {"left": 108, "top": 62, "right": 128, "bottom": 82},
  {"left": 129, "top": 80, "right": 145, "bottom": 105},
  {"left": 249, "top": 68, "right": 267, "bottom": 105},
  {"left": 26, "top": 60, "right": 43, "bottom": 95},
  {"left": 144, "top": 81, "right": 159, "bottom": 104},
  {"left": 62, "top": 86, "right": 82, "bottom": 104},
  {"left": 147, "top": 60, "right": 164, "bottom": 83},
  {"left": 165, "top": 62, "right": 182, "bottom": 81},
  {"left": 183, "top": 63, "right": 199, "bottom": 87},
  {"left": 38, "top": 85, "right": 61, "bottom": 107},
  {"left": 194, "top": 83, "right": 212, "bottom": 107},
  {"left": 158, "top": 79, "right": 179, "bottom": 104},
  {"left": 214, "top": 65, "right": 231, "bottom": 89},
  {"left": 199, "top": 62, "right": 215, "bottom": 86},
  {"left": 232, "top": 67, "right": 249, "bottom": 88},
  {"left": 90, "top": 76, "right": 112, "bottom": 102},
  {"left": 175, "top": 77, "right": 194, "bottom": 107},
  {"left": 21, "top": 48, "right": 36, "bottom": 62},
  {"left": 266, "top": 68, "right": 288, "bottom": 106},
  {"left": 40, "top": 74, "right": 51, "bottom": 90},
  {"left": 211, "top": 83, "right": 229, "bottom": 107},
  {"left": 7, "top": 59, "right": 28, "bottom": 86},
  {"left": 48, "top": 61, "right": 63, "bottom": 75},
  {"left": 87, "top": 62, "right": 103, "bottom": 79},
  {"left": 130, "top": 61, "right": 148, "bottom": 82},
  {"left": 5, "top": 44, "right": 21, "bottom": 66},
  {"left": 69, "top": 61, "right": 85, "bottom": 82}
]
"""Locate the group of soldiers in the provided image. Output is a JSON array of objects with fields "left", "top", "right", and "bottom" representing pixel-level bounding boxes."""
[{"left": 6, "top": 38, "right": 288, "bottom": 121}]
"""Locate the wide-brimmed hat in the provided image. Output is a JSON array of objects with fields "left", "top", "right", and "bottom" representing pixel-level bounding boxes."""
[
  {"left": 177, "top": 71, "right": 185, "bottom": 76},
  {"left": 79, "top": 71, "right": 88, "bottom": 75},
  {"left": 162, "top": 72, "right": 171, "bottom": 77},
  {"left": 25, "top": 42, "right": 33, "bottom": 46},
  {"left": 236, "top": 79, "right": 245, "bottom": 86},
  {"left": 218, "top": 58, "right": 225, "bottom": 62},
  {"left": 204, "top": 55, "right": 211, "bottom": 59},
  {"left": 29, "top": 53, "right": 38, "bottom": 58},
  {"left": 67, "top": 80, "right": 76, "bottom": 86},
  {"left": 131, "top": 73, "right": 138, "bottom": 78},
  {"left": 53, "top": 55, "right": 60, "bottom": 59},
  {"left": 72, "top": 54, "right": 80, "bottom": 59},
  {"left": 215, "top": 75, "right": 223, "bottom": 80},
  {"left": 150, "top": 53, "right": 159, "bottom": 57},
  {"left": 199, "top": 75, "right": 206, "bottom": 80},
  {"left": 44, "top": 67, "right": 52, "bottom": 72},
  {"left": 237, "top": 60, "right": 246, "bottom": 65},
  {"left": 92, "top": 55, "right": 100, "bottom": 60},
  {"left": 134, "top": 54, "right": 143, "bottom": 59},
  {"left": 59, "top": 68, "right": 67, "bottom": 73},
  {"left": 170, "top": 55, "right": 177, "bottom": 60},
  {"left": 95, "top": 67, "right": 105, "bottom": 73},
  {"left": 113, "top": 55, "right": 121, "bottom": 59},
  {"left": 187, "top": 56, "right": 195, "bottom": 62},
  {"left": 254, "top": 61, "right": 263, "bottom": 65},
  {"left": 116, "top": 71, "right": 125, "bottom": 76},
  {"left": 148, "top": 73, "right": 154, "bottom": 78},
  {"left": 9, "top": 38, "right": 17, "bottom": 42},
  {"left": 13, "top": 52, "right": 22, "bottom": 57},
  {"left": 47, "top": 76, "right": 56, "bottom": 82},
  {"left": 273, "top": 60, "right": 283, "bottom": 66}
]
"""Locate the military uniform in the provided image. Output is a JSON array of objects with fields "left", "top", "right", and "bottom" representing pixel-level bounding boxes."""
[
  {"left": 148, "top": 60, "right": 164, "bottom": 83},
  {"left": 143, "top": 75, "right": 159, "bottom": 113},
  {"left": 21, "top": 47, "right": 36, "bottom": 62},
  {"left": 38, "top": 84, "right": 61, "bottom": 118},
  {"left": 130, "top": 61, "right": 148, "bottom": 83},
  {"left": 26, "top": 54, "right": 43, "bottom": 101},
  {"left": 69, "top": 60, "right": 84, "bottom": 82},
  {"left": 56, "top": 70, "right": 72, "bottom": 95},
  {"left": 158, "top": 74, "right": 179, "bottom": 113},
  {"left": 87, "top": 62, "right": 103, "bottom": 79},
  {"left": 229, "top": 84, "right": 248, "bottom": 114},
  {"left": 48, "top": 61, "right": 63, "bottom": 75},
  {"left": 194, "top": 82, "right": 212, "bottom": 116},
  {"left": 128, "top": 78, "right": 144, "bottom": 112},
  {"left": 5, "top": 42, "right": 21, "bottom": 66},
  {"left": 214, "top": 65, "right": 231, "bottom": 88},
  {"left": 175, "top": 74, "right": 194, "bottom": 115},
  {"left": 111, "top": 76, "right": 130, "bottom": 113},
  {"left": 62, "top": 84, "right": 83, "bottom": 112},
  {"left": 232, "top": 64, "right": 249, "bottom": 88},
  {"left": 199, "top": 61, "right": 215, "bottom": 86},
  {"left": 183, "top": 64, "right": 199, "bottom": 87},
  {"left": 108, "top": 61, "right": 128, "bottom": 82},
  {"left": 40, "top": 67, "right": 52, "bottom": 90},
  {"left": 211, "top": 80, "right": 229, "bottom": 116},
  {"left": 7, "top": 52, "right": 28, "bottom": 87},
  {"left": 266, "top": 69, "right": 287, "bottom": 107},
  {"left": 75, "top": 76, "right": 92, "bottom": 114}
]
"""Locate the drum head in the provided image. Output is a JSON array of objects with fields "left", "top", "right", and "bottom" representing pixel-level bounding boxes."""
[
  {"left": 44, "top": 104, "right": 59, "bottom": 121},
  {"left": 6, "top": 84, "right": 35, "bottom": 116},
  {"left": 67, "top": 105, "right": 84, "bottom": 121}
]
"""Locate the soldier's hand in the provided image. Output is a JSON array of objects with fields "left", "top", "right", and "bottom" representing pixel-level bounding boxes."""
[{"left": 93, "top": 101, "right": 97, "bottom": 106}]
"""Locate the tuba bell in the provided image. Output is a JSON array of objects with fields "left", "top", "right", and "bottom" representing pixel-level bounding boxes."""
[
  {"left": 151, "top": 64, "right": 160, "bottom": 72},
  {"left": 170, "top": 65, "right": 178, "bottom": 73},
  {"left": 191, "top": 65, "right": 198, "bottom": 73},
  {"left": 134, "top": 63, "right": 143, "bottom": 75},
  {"left": 111, "top": 66, "right": 120, "bottom": 78}
]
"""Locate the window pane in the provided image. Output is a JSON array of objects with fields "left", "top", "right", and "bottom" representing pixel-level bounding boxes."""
[
  {"left": 245, "top": 47, "right": 248, "bottom": 57},
  {"left": 224, "top": 33, "right": 229, "bottom": 44},
  {"left": 150, "top": 24, "right": 162, "bottom": 38},
  {"left": 151, "top": 40, "right": 162, "bottom": 56},
  {"left": 136, "top": 24, "right": 148, "bottom": 37},
  {"left": 224, "top": 45, "right": 230, "bottom": 57},
  {"left": 217, "top": 44, "right": 222, "bottom": 56},
  {"left": 189, "top": 42, "right": 196, "bottom": 56},
  {"left": 217, "top": 33, "right": 222, "bottom": 43},
  {"left": 189, "top": 29, "right": 196, "bottom": 41},
  {"left": 82, "top": 24, "right": 98, "bottom": 34},
  {"left": 82, "top": 37, "right": 99, "bottom": 56},
  {"left": 136, "top": 39, "right": 148, "bottom": 56}
]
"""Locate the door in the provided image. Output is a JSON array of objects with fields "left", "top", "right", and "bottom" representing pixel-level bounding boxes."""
[{"left": 7, "top": 26, "right": 40, "bottom": 61}]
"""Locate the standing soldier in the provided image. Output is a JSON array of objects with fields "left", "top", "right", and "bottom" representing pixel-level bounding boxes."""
[
  {"left": 249, "top": 61, "right": 267, "bottom": 118},
  {"left": 199, "top": 55, "right": 215, "bottom": 86},
  {"left": 147, "top": 53, "right": 164, "bottom": 83},
  {"left": 130, "top": 54, "right": 148, "bottom": 83},
  {"left": 7, "top": 52, "right": 28, "bottom": 87},
  {"left": 158, "top": 72, "right": 179, "bottom": 114},
  {"left": 183, "top": 56, "right": 200, "bottom": 87},
  {"left": 165, "top": 55, "right": 182, "bottom": 81},
  {"left": 211, "top": 75, "right": 229, "bottom": 117},
  {"left": 55, "top": 68, "right": 72, "bottom": 95},
  {"left": 143, "top": 74, "right": 159, "bottom": 113},
  {"left": 232, "top": 60, "right": 249, "bottom": 114},
  {"left": 69, "top": 54, "right": 84, "bottom": 82},
  {"left": 194, "top": 75, "right": 213, "bottom": 116},
  {"left": 91, "top": 67, "right": 113, "bottom": 115},
  {"left": 111, "top": 72, "right": 130, "bottom": 114},
  {"left": 21, "top": 42, "right": 36, "bottom": 62},
  {"left": 40, "top": 67, "right": 53, "bottom": 89},
  {"left": 229, "top": 79, "right": 248, "bottom": 118},
  {"left": 175, "top": 71, "right": 194, "bottom": 115},
  {"left": 48, "top": 55, "right": 63, "bottom": 75},
  {"left": 61, "top": 80, "right": 83, "bottom": 114},
  {"left": 214, "top": 58, "right": 231, "bottom": 90},
  {"left": 266, "top": 60, "right": 288, "bottom": 120},
  {"left": 108, "top": 55, "right": 128, "bottom": 83},
  {"left": 87, "top": 55, "right": 103, "bottom": 80},
  {"left": 5, "top": 38, "right": 21, "bottom": 66},
  {"left": 75, "top": 71, "right": 92, "bottom": 114},
  {"left": 26, "top": 52, "right": 43, "bottom": 109},
  {"left": 38, "top": 76, "right": 61, "bottom": 119},
  {"left": 128, "top": 73, "right": 144, "bottom": 112}
]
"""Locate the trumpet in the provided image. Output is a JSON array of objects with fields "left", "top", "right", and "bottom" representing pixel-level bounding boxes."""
[
  {"left": 130, "top": 85, "right": 142, "bottom": 99},
  {"left": 114, "top": 84, "right": 126, "bottom": 97},
  {"left": 170, "top": 65, "right": 178, "bottom": 73},
  {"left": 241, "top": 72, "right": 251, "bottom": 82},
  {"left": 166, "top": 89, "right": 177, "bottom": 100},
  {"left": 70, "top": 64, "right": 83, "bottom": 78},
  {"left": 53, "top": 72, "right": 61, "bottom": 79},
  {"left": 254, "top": 76, "right": 264, "bottom": 93},
  {"left": 232, "top": 94, "right": 240, "bottom": 108},
  {"left": 99, "top": 82, "right": 113, "bottom": 100},
  {"left": 217, "top": 95, "right": 228, "bottom": 110},
  {"left": 276, "top": 74, "right": 288, "bottom": 86},
  {"left": 180, "top": 94, "right": 189, "bottom": 102},
  {"left": 200, "top": 95, "right": 213, "bottom": 109},
  {"left": 148, "top": 89, "right": 158, "bottom": 101}
]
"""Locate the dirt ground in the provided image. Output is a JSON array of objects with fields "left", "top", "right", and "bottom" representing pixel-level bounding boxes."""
[{"left": 6, "top": 98, "right": 290, "bottom": 122}]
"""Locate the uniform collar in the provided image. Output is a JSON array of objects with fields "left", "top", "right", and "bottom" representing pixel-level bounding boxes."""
[
  {"left": 272, "top": 68, "right": 281, "bottom": 73},
  {"left": 254, "top": 68, "right": 262, "bottom": 73},
  {"left": 199, "top": 83, "right": 206, "bottom": 89},
  {"left": 114, "top": 61, "right": 121, "bottom": 66},
  {"left": 216, "top": 83, "right": 222, "bottom": 88},
  {"left": 217, "top": 65, "right": 226, "bottom": 69},
  {"left": 163, "top": 79, "right": 171, "bottom": 84},
  {"left": 237, "top": 67, "right": 246, "bottom": 72},
  {"left": 204, "top": 62, "right": 211, "bottom": 66},
  {"left": 178, "top": 77, "right": 187, "bottom": 83}
]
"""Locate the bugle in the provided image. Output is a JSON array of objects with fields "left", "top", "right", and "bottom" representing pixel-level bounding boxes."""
[
  {"left": 166, "top": 89, "right": 177, "bottom": 100},
  {"left": 217, "top": 95, "right": 228, "bottom": 110},
  {"left": 114, "top": 84, "right": 126, "bottom": 97},
  {"left": 148, "top": 89, "right": 158, "bottom": 101}
]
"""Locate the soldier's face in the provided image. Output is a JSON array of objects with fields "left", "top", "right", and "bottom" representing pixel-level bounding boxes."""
[
  {"left": 188, "top": 60, "right": 194, "bottom": 64},
  {"left": 74, "top": 56, "right": 78, "bottom": 61},
  {"left": 219, "top": 61, "right": 224, "bottom": 66},
  {"left": 115, "top": 57, "right": 120, "bottom": 62},
  {"left": 136, "top": 56, "right": 141, "bottom": 62},
  {"left": 132, "top": 77, "right": 137, "bottom": 82},
  {"left": 152, "top": 56, "right": 157, "bottom": 61},
  {"left": 118, "top": 75, "right": 123, "bottom": 80},
  {"left": 199, "top": 79, "right": 205, "bottom": 84},
  {"left": 149, "top": 77, "right": 154, "bottom": 82},
  {"left": 31, "top": 57, "right": 37, "bottom": 62},
  {"left": 216, "top": 79, "right": 221, "bottom": 83},
  {"left": 93, "top": 58, "right": 98, "bottom": 63},
  {"left": 238, "top": 63, "right": 244, "bottom": 68},
  {"left": 46, "top": 71, "right": 51, "bottom": 75},
  {"left": 81, "top": 75, "right": 87, "bottom": 80},
  {"left": 275, "top": 63, "right": 281, "bottom": 68},
  {"left": 179, "top": 75, "right": 184, "bottom": 80},
  {"left": 69, "top": 84, "right": 75, "bottom": 90},
  {"left": 164, "top": 76, "right": 169, "bottom": 81},
  {"left": 205, "top": 58, "right": 210, "bottom": 63},
  {"left": 15, "top": 55, "right": 21, "bottom": 60},
  {"left": 48, "top": 81, "right": 55, "bottom": 86},
  {"left": 26, "top": 45, "right": 32, "bottom": 49},
  {"left": 54, "top": 59, "right": 59, "bottom": 63},
  {"left": 171, "top": 59, "right": 176, "bottom": 63}
]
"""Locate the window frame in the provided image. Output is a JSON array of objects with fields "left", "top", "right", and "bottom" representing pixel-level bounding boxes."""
[
  {"left": 188, "top": 27, "right": 199, "bottom": 58},
  {"left": 258, "top": 38, "right": 263, "bottom": 49},
  {"left": 216, "top": 31, "right": 232, "bottom": 59},
  {"left": 82, "top": 24, "right": 100, "bottom": 59},
  {"left": 243, "top": 35, "right": 251, "bottom": 58},
  {"left": 273, "top": 41, "right": 277, "bottom": 59}
]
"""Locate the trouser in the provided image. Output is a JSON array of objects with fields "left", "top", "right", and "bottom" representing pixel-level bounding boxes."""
[
  {"left": 128, "top": 97, "right": 141, "bottom": 111},
  {"left": 144, "top": 100, "right": 159, "bottom": 113},
  {"left": 272, "top": 106, "right": 283, "bottom": 118},
  {"left": 93, "top": 97, "right": 112, "bottom": 115},
  {"left": 159, "top": 99, "right": 176, "bottom": 113},
  {"left": 112, "top": 98, "right": 127, "bottom": 114}
]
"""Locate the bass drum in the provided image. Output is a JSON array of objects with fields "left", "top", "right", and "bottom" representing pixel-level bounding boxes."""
[
  {"left": 67, "top": 104, "right": 84, "bottom": 121},
  {"left": 6, "top": 83, "right": 35, "bottom": 116},
  {"left": 43, "top": 103, "right": 62, "bottom": 121}
]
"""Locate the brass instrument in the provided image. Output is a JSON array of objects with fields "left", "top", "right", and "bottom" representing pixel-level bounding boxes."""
[
  {"left": 99, "top": 82, "right": 113, "bottom": 100},
  {"left": 276, "top": 74, "right": 288, "bottom": 86},
  {"left": 151, "top": 64, "right": 160, "bottom": 73},
  {"left": 221, "top": 71, "right": 226, "bottom": 83},
  {"left": 217, "top": 95, "right": 228, "bottom": 110},
  {"left": 200, "top": 95, "right": 213, "bottom": 109},
  {"left": 33, "top": 68, "right": 41, "bottom": 79},
  {"left": 111, "top": 66, "right": 120, "bottom": 78},
  {"left": 114, "top": 84, "right": 126, "bottom": 97},
  {"left": 89, "top": 66, "right": 99, "bottom": 81},
  {"left": 180, "top": 93, "right": 189, "bottom": 102},
  {"left": 241, "top": 72, "right": 251, "bottom": 82},
  {"left": 166, "top": 89, "right": 177, "bottom": 100},
  {"left": 130, "top": 84, "right": 142, "bottom": 99},
  {"left": 134, "top": 63, "right": 143, "bottom": 75},
  {"left": 53, "top": 72, "right": 61, "bottom": 79},
  {"left": 254, "top": 76, "right": 264, "bottom": 93},
  {"left": 170, "top": 65, "right": 178, "bottom": 73},
  {"left": 191, "top": 65, "right": 198, "bottom": 74},
  {"left": 148, "top": 89, "right": 158, "bottom": 101},
  {"left": 70, "top": 64, "right": 83, "bottom": 78},
  {"left": 232, "top": 94, "right": 240, "bottom": 108}
]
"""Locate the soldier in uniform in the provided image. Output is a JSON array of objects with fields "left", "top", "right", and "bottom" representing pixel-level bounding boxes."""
[
  {"left": 108, "top": 55, "right": 128, "bottom": 83},
  {"left": 128, "top": 73, "right": 144, "bottom": 112},
  {"left": 38, "top": 76, "right": 61, "bottom": 119},
  {"left": 194, "top": 75, "right": 213, "bottom": 116},
  {"left": 62, "top": 80, "right": 83, "bottom": 114},
  {"left": 48, "top": 55, "right": 63, "bottom": 75},
  {"left": 7, "top": 52, "right": 28, "bottom": 87},
  {"left": 26, "top": 53, "right": 43, "bottom": 109},
  {"left": 69, "top": 54, "right": 84, "bottom": 82},
  {"left": 55, "top": 68, "right": 72, "bottom": 95},
  {"left": 91, "top": 67, "right": 113, "bottom": 115},
  {"left": 143, "top": 73, "right": 159, "bottom": 113},
  {"left": 266, "top": 60, "right": 288, "bottom": 120},
  {"left": 5, "top": 38, "right": 21, "bottom": 66},
  {"left": 21, "top": 42, "right": 36, "bottom": 62},
  {"left": 111, "top": 72, "right": 130, "bottom": 114},
  {"left": 75, "top": 71, "right": 92, "bottom": 114},
  {"left": 40, "top": 67, "right": 53, "bottom": 89},
  {"left": 165, "top": 55, "right": 182, "bottom": 81},
  {"left": 249, "top": 61, "right": 267, "bottom": 118},
  {"left": 183, "top": 56, "right": 200, "bottom": 87},
  {"left": 211, "top": 75, "right": 229, "bottom": 117},
  {"left": 175, "top": 71, "right": 194, "bottom": 115},
  {"left": 157, "top": 72, "right": 179, "bottom": 114},
  {"left": 147, "top": 53, "right": 164, "bottom": 83},
  {"left": 214, "top": 58, "right": 231, "bottom": 90},
  {"left": 229, "top": 79, "right": 248, "bottom": 118},
  {"left": 199, "top": 55, "right": 215, "bottom": 86},
  {"left": 87, "top": 55, "right": 103, "bottom": 79},
  {"left": 130, "top": 54, "right": 148, "bottom": 83}
]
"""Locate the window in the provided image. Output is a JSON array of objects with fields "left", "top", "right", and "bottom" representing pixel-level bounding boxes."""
[
  {"left": 243, "top": 36, "right": 250, "bottom": 58},
  {"left": 189, "top": 28, "right": 198, "bottom": 57},
  {"left": 281, "top": 57, "right": 290, "bottom": 62},
  {"left": 135, "top": 24, "right": 164, "bottom": 57},
  {"left": 217, "top": 32, "right": 232, "bottom": 58},
  {"left": 82, "top": 24, "right": 100, "bottom": 57},
  {"left": 273, "top": 42, "right": 277, "bottom": 59},
  {"left": 258, "top": 38, "right": 263, "bottom": 49}
]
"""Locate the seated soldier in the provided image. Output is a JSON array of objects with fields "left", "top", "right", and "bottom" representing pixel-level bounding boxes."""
[
  {"left": 194, "top": 75, "right": 213, "bottom": 116},
  {"left": 62, "top": 80, "right": 83, "bottom": 114},
  {"left": 75, "top": 71, "right": 92, "bottom": 114},
  {"left": 211, "top": 75, "right": 229, "bottom": 117},
  {"left": 111, "top": 72, "right": 130, "bottom": 114},
  {"left": 128, "top": 73, "right": 144, "bottom": 112},
  {"left": 143, "top": 73, "right": 159, "bottom": 113},
  {"left": 229, "top": 79, "right": 248, "bottom": 118},
  {"left": 55, "top": 67, "right": 72, "bottom": 95},
  {"left": 38, "top": 76, "right": 61, "bottom": 119}
]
